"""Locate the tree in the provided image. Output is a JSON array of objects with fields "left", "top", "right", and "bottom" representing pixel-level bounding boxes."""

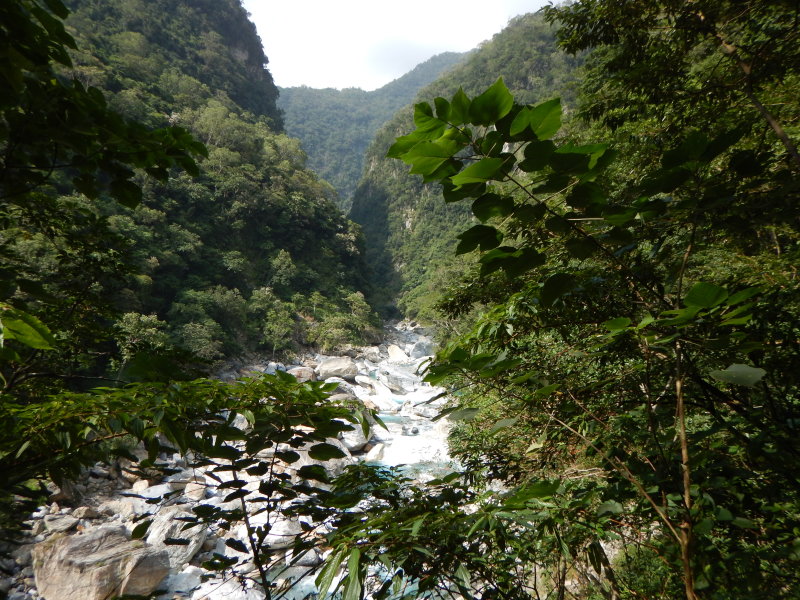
[{"left": 361, "top": 70, "right": 800, "bottom": 598}]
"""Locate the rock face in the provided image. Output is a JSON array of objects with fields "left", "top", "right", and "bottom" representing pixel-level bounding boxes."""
[
  {"left": 316, "top": 356, "right": 358, "bottom": 381},
  {"left": 31, "top": 525, "right": 170, "bottom": 600}
]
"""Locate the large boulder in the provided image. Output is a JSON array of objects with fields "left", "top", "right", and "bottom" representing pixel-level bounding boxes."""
[
  {"left": 145, "top": 506, "right": 207, "bottom": 569},
  {"left": 31, "top": 525, "right": 170, "bottom": 600},
  {"left": 410, "top": 338, "right": 435, "bottom": 359},
  {"left": 316, "top": 357, "right": 358, "bottom": 381},
  {"left": 387, "top": 344, "right": 410, "bottom": 363},
  {"left": 287, "top": 366, "right": 316, "bottom": 382}
]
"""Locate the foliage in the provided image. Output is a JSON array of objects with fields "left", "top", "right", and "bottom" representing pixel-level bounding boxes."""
[
  {"left": 369, "top": 61, "right": 800, "bottom": 598},
  {"left": 279, "top": 52, "right": 465, "bottom": 210},
  {"left": 348, "top": 13, "right": 584, "bottom": 319}
]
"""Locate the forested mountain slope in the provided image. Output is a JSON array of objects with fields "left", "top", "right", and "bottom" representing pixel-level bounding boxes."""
[
  {"left": 349, "top": 13, "right": 582, "bottom": 317},
  {"left": 2, "top": 0, "right": 377, "bottom": 393},
  {"left": 279, "top": 52, "right": 465, "bottom": 209}
]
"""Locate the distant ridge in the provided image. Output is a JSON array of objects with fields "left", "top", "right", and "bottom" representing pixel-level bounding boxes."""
[{"left": 278, "top": 51, "right": 466, "bottom": 209}]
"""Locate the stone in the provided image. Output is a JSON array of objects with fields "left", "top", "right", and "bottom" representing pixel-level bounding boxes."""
[
  {"left": 146, "top": 506, "right": 206, "bottom": 569},
  {"left": 191, "top": 576, "right": 266, "bottom": 600},
  {"left": 98, "top": 496, "right": 155, "bottom": 519},
  {"left": 365, "top": 443, "right": 385, "bottom": 462},
  {"left": 43, "top": 514, "right": 78, "bottom": 533},
  {"left": 323, "top": 377, "right": 356, "bottom": 395},
  {"left": 378, "top": 365, "right": 417, "bottom": 394},
  {"left": 287, "top": 366, "right": 316, "bottom": 382},
  {"left": 362, "top": 346, "right": 382, "bottom": 363},
  {"left": 285, "top": 547, "right": 322, "bottom": 567},
  {"left": 131, "top": 479, "right": 151, "bottom": 493},
  {"left": 316, "top": 356, "right": 358, "bottom": 381},
  {"left": 31, "top": 525, "right": 170, "bottom": 600},
  {"left": 12, "top": 543, "right": 34, "bottom": 567},
  {"left": 72, "top": 506, "right": 101, "bottom": 519},
  {"left": 294, "top": 437, "right": 354, "bottom": 478},
  {"left": 339, "top": 420, "right": 370, "bottom": 452},
  {"left": 159, "top": 565, "right": 203, "bottom": 597},
  {"left": 387, "top": 344, "right": 409, "bottom": 363},
  {"left": 410, "top": 339, "right": 435, "bottom": 359},
  {"left": 184, "top": 481, "right": 207, "bottom": 501}
]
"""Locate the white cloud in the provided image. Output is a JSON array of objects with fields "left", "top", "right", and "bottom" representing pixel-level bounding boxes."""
[{"left": 243, "top": 0, "right": 549, "bottom": 90}]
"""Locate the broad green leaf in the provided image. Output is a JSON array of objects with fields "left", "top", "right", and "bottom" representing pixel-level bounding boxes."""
[
  {"left": 449, "top": 88, "right": 471, "bottom": 125},
  {"left": 490, "top": 417, "right": 518, "bottom": 433},
  {"left": 225, "top": 538, "right": 249, "bottom": 553},
  {"left": 413, "top": 102, "right": 445, "bottom": 136},
  {"left": 518, "top": 139, "right": 556, "bottom": 172},
  {"left": 451, "top": 157, "right": 506, "bottom": 187},
  {"left": 565, "top": 237, "right": 596, "bottom": 259},
  {"left": 449, "top": 407, "right": 480, "bottom": 421},
  {"left": 471, "top": 193, "right": 515, "bottom": 222},
  {"left": 540, "top": 273, "right": 577, "bottom": 307},
  {"left": 1, "top": 308, "right": 56, "bottom": 349},
  {"left": 684, "top": 282, "right": 728, "bottom": 308},
  {"left": 510, "top": 98, "right": 561, "bottom": 139},
  {"left": 710, "top": 364, "right": 766, "bottom": 387},
  {"left": 603, "top": 317, "right": 631, "bottom": 331},
  {"left": 596, "top": 500, "right": 623, "bottom": 516},
  {"left": 308, "top": 443, "right": 347, "bottom": 461},
  {"left": 469, "top": 78, "right": 514, "bottom": 125},
  {"left": 297, "top": 465, "right": 330, "bottom": 483},
  {"left": 434, "top": 97, "right": 450, "bottom": 121},
  {"left": 131, "top": 519, "right": 152, "bottom": 540},
  {"left": 456, "top": 225, "right": 503, "bottom": 254},
  {"left": 661, "top": 131, "right": 708, "bottom": 168}
]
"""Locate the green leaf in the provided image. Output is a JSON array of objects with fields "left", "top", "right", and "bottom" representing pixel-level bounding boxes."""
[
  {"left": 596, "top": 500, "right": 623, "bottom": 516},
  {"left": 731, "top": 517, "right": 756, "bottom": 529},
  {"left": 684, "top": 282, "right": 728, "bottom": 308},
  {"left": 434, "top": 97, "right": 450, "bottom": 121},
  {"left": 317, "top": 546, "right": 346, "bottom": 599},
  {"left": 661, "top": 131, "right": 708, "bottom": 168},
  {"left": 131, "top": 519, "right": 152, "bottom": 540},
  {"left": 343, "top": 548, "right": 362, "bottom": 600},
  {"left": 451, "top": 157, "right": 506, "bottom": 187},
  {"left": 603, "top": 317, "right": 631, "bottom": 331},
  {"left": 472, "top": 193, "right": 515, "bottom": 222},
  {"left": 540, "top": 273, "right": 577, "bottom": 307},
  {"left": 518, "top": 139, "right": 556, "bottom": 172},
  {"left": 308, "top": 442, "right": 347, "bottom": 461},
  {"left": 490, "top": 417, "right": 518, "bottom": 433},
  {"left": 225, "top": 538, "right": 249, "bottom": 553},
  {"left": 469, "top": 78, "right": 514, "bottom": 125},
  {"left": 510, "top": 98, "right": 561, "bottom": 139},
  {"left": 449, "top": 408, "right": 480, "bottom": 421},
  {"left": 1, "top": 308, "right": 56, "bottom": 349},
  {"left": 298, "top": 464, "right": 330, "bottom": 483},
  {"left": 109, "top": 178, "right": 142, "bottom": 208},
  {"left": 413, "top": 102, "right": 445, "bottom": 137},
  {"left": 565, "top": 237, "right": 596, "bottom": 259},
  {"left": 449, "top": 88, "right": 471, "bottom": 125},
  {"left": 456, "top": 225, "right": 503, "bottom": 254},
  {"left": 710, "top": 364, "right": 766, "bottom": 387}
]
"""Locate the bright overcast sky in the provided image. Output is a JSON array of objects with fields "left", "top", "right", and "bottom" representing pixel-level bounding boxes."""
[{"left": 242, "top": 0, "right": 550, "bottom": 91}]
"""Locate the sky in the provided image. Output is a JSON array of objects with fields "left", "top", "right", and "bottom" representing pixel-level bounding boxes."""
[{"left": 242, "top": 0, "right": 550, "bottom": 91}]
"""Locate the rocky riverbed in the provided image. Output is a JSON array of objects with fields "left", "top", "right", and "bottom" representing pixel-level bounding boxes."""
[{"left": 0, "top": 321, "right": 454, "bottom": 600}]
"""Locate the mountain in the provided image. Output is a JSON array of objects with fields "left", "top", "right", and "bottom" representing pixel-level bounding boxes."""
[
  {"left": 278, "top": 52, "right": 466, "bottom": 210},
  {"left": 348, "top": 13, "right": 583, "bottom": 317},
  {"left": 2, "top": 0, "right": 378, "bottom": 390}
]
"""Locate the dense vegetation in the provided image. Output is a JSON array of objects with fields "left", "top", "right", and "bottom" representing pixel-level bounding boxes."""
[
  {"left": 0, "top": 0, "right": 377, "bottom": 543},
  {"left": 349, "top": 13, "right": 583, "bottom": 318},
  {"left": 4, "top": 0, "right": 800, "bottom": 598},
  {"left": 344, "top": 1, "right": 800, "bottom": 598},
  {"left": 279, "top": 52, "right": 465, "bottom": 210}
]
